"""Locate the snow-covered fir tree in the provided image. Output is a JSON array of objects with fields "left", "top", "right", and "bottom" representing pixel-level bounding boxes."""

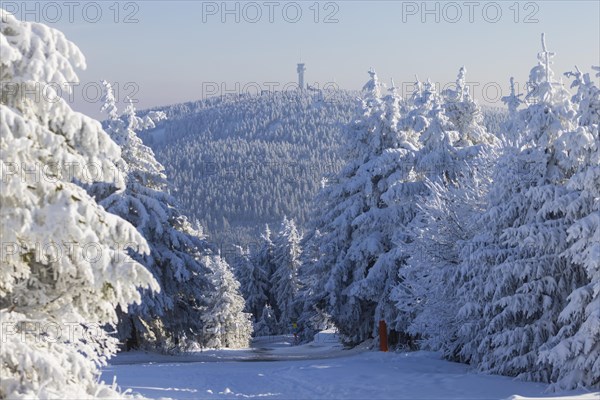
[
  {"left": 251, "top": 225, "right": 277, "bottom": 313},
  {"left": 460, "top": 35, "right": 585, "bottom": 382},
  {"left": 304, "top": 72, "right": 383, "bottom": 345},
  {"left": 271, "top": 217, "right": 302, "bottom": 331},
  {"left": 96, "top": 87, "right": 202, "bottom": 350},
  {"left": 442, "top": 67, "right": 497, "bottom": 147},
  {"left": 398, "top": 147, "right": 497, "bottom": 358},
  {"left": 231, "top": 245, "right": 268, "bottom": 322},
  {"left": 345, "top": 79, "right": 426, "bottom": 343},
  {"left": 451, "top": 77, "right": 527, "bottom": 366},
  {"left": 301, "top": 71, "right": 423, "bottom": 345},
  {"left": 0, "top": 10, "right": 157, "bottom": 398},
  {"left": 391, "top": 68, "right": 499, "bottom": 354},
  {"left": 296, "top": 228, "right": 333, "bottom": 341},
  {"left": 96, "top": 84, "right": 251, "bottom": 351},
  {"left": 254, "top": 304, "right": 278, "bottom": 337},
  {"left": 200, "top": 255, "right": 253, "bottom": 349},
  {"left": 537, "top": 65, "right": 600, "bottom": 390},
  {"left": 500, "top": 77, "right": 525, "bottom": 147}
]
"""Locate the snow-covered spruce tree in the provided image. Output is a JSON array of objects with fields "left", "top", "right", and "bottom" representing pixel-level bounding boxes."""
[
  {"left": 271, "top": 217, "right": 302, "bottom": 331},
  {"left": 390, "top": 67, "right": 496, "bottom": 350},
  {"left": 306, "top": 71, "right": 383, "bottom": 345},
  {"left": 251, "top": 225, "right": 277, "bottom": 318},
  {"left": 344, "top": 79, "right": 429, "bottom": 344},
  {"left": 400, "top": 150, "right": 498, "bottom": 358},
  {"left": 386, "top": 80, "right": 447, "bottom": 338},
  {"left": 452, "top": 77, "right": 525, "bottom": 366},
  {"left": 361, "top": 67, "right": 385, "bottom": 99},
  {"left": 391, "top": 69, "right": 499, "bottom": 355},
  {"left": 304, "top": 71, "right": 421, "bottom": 345},
  {"left": 296, "top": 228, "right": 334, "bottom": 342},
  {"left": 462, "top": 35, "right": 583, "bottom": 382},
  {"left": 200, "top": 255, "right": 252, "bottom": 348},
  {"left": 442, "top": 67, "right": 497, "bottom": 147},
  {"left": 254, "top": 304, "right": 278, "bottom": 337},
  {"left": 500, "top": 77, "right": 525, "bottom": 147},
  {"left": 0, "top": 10, "right": 157, "bottom": 398},
  {"left": 537, "top": 66, "right": 600, "bottom": 390},
  {"left": 295, "top": 179, "right": 341, "bottom": 342},
  {"left": 95, "top": 85, "right": 222, "bottom": 351},
  {"left": 231, "top": 245, "right": 268, "bottom": 323}
]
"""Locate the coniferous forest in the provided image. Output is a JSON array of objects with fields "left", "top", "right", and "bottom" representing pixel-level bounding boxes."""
[{"left": 1, "top": 6, "right": 598, "bottom": 399}]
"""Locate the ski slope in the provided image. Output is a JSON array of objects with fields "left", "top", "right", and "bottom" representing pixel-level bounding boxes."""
[{"left": 101, "top": 331, "right": 598, "bottom": 400}]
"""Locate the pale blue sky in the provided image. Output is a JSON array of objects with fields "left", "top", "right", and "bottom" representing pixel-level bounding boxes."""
[{"left": 8, "top": 1, "right": 599, "bottom": 117}]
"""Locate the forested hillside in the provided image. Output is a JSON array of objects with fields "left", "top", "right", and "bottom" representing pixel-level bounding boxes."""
[{"left": 137, "top": 91, "right": 355, "bottom": 251}]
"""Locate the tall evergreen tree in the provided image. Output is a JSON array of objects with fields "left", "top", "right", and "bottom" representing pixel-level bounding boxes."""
[
  {"left": 232, "top": 244, "right": 268, "bottom": 322},
  {"left": 200, "top": 255, "right": 253, "bottom": 348},
  {"left": 305, "top": 71, "right": 385, "bottom": 344},
  {"left": 271, "top": 217, "right": 302, "bottom": 330},
  {"left": 254, "top": 304, "right": 278, "bottom": 337},
  {"left": 303, "top": 71, "right": 422, "bottom": 344},
  {"left": 96, "top": 84, "right": 251, "bottom": 351},
  {"left": 538, "top": 65, "right": 600, "bottom": 390},
  {"left": 461, "top": 35, "right": 583, "bottom": 382},
  {"left": 0, "top": 11, "right": 157, "bottom": 398},
  {"left": 347, "top": 80, "right": 423, "bottom": 341},
  {"left": 296, "top": 228, "right": 333, "bottom": 341},
  {"left": 392, "top": 68, "right": 499, "bottom": 354},
  {"left": 252, "top": 225, "right": 277, "bottom": 313}
]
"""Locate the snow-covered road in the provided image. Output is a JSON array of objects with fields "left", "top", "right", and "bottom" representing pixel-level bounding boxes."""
[{"left": 101, "top": 332, "right": 598, "bottom": 400}]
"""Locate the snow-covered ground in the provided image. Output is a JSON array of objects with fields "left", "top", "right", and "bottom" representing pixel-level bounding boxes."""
[{"left": 101, "top": 330, "right": 598, "bottom": 400}]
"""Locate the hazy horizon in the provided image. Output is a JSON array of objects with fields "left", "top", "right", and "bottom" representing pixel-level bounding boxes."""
[{"left": 4, "top": 0, "right": 598, "bottom": 119}]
